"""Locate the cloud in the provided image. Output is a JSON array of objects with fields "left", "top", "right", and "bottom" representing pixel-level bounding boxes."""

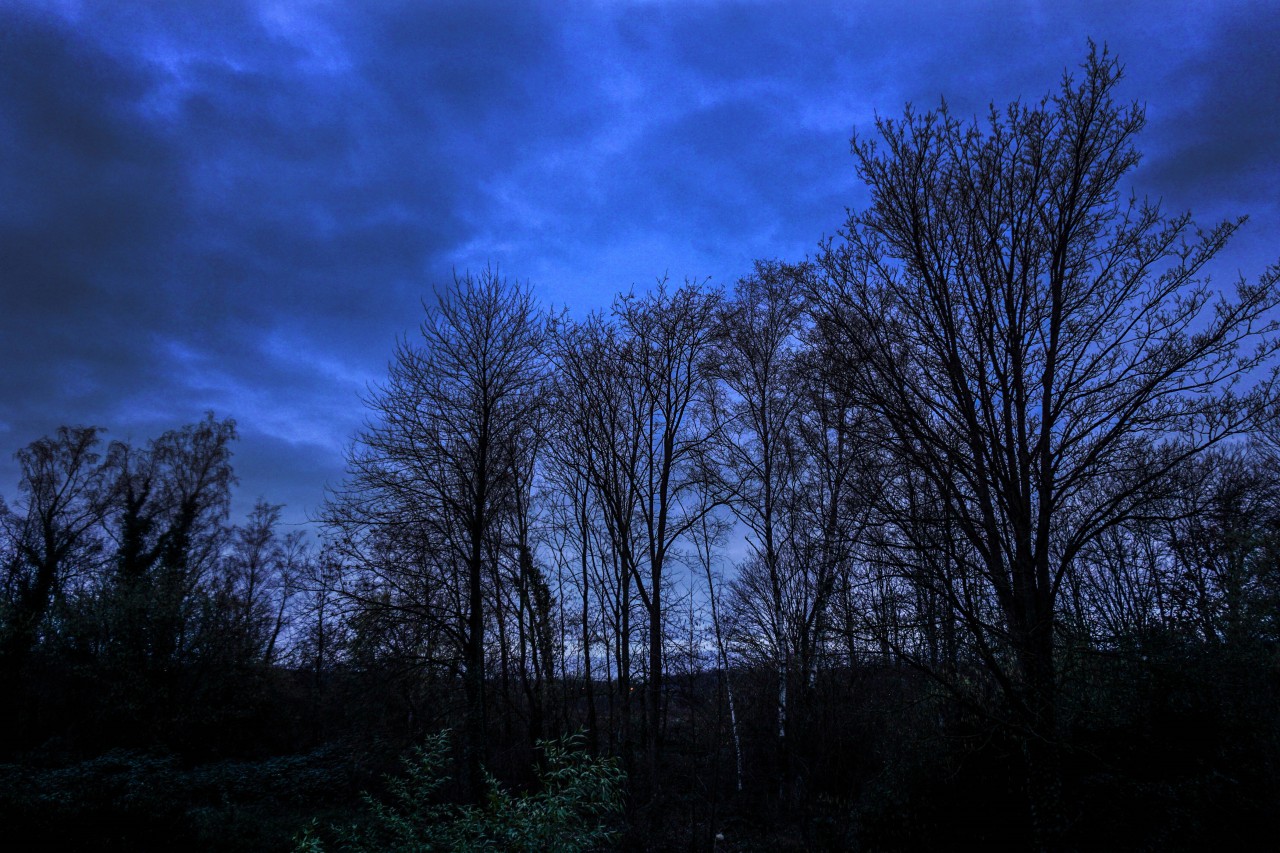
[
  {"left": 1, "top": 0, "right": 1276, "bottom": 527},
  {"left": 0, "top": 5, "right": 189, "bottom": 422},
  {"left": 0, "top": 0, "right": 577, "bottom": 522},
  {"left": 1139, "top": 4, "right": 1280, "bottom": 211}
]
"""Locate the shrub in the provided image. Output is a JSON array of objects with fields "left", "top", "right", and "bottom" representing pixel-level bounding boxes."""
[{"left": 298, "top": 731, "right": 624, "bottom": 852}]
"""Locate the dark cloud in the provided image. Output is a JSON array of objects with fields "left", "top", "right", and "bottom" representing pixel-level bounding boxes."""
[
  {"left": 0, "top": 6, "right": 189, "bottom": 420},
  {"left": 1, "top": 0, "right": 1277, "bottom": 528},
  {"left": 1140, "top": 5, "right": 1280, "bottom": 209}
]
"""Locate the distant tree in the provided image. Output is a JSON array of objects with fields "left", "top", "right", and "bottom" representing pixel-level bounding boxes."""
[
  {"left": 294, "top": 545, "right": 348, "bottom": 693},
  {"left": 1163, "top": 447, "right": 1280, "bottom": 647},
  {"left": 1070, "top": 516, "right": 1169, "bottom": 645},
  {"left": 813, "top": 45, "right": 1280, "bottom": 846},
  {"left": 212, "top": 499, "right": 305, "bottom": 667}
]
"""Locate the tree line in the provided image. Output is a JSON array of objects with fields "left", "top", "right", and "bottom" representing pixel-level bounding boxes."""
[{"left": 4, "top": 47, "right": 1280, "bottom": 851}]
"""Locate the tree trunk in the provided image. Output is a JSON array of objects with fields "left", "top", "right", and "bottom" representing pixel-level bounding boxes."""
[
  {"left": 1021, "top": 615, "right": 1065, "bottom": 851},
  {"left": 464, "top": 540, "right": 487, "bottom": 802},
  {"left": 647, "top": 583, "right": 663, "bottom": 784}
]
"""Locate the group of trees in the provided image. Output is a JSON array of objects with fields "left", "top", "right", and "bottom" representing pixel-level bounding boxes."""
[
  {"left": 318, "top": 49, "right": 1280, "bottom": 848},
  {"left": 4, "top": 47, "right": 1279, "bottom": 850},
  {"left": 0, "top": 414, "right": 346, "bottom": 757}
]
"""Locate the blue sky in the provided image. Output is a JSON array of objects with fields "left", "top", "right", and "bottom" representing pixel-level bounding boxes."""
[{"left": 2, "top": 0, "right": 1278, "bottom": 527}]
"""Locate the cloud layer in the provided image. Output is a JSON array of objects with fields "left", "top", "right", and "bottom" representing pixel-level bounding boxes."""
[{"left": 2, "top": 0, "right": 1277, "bottom": 525}]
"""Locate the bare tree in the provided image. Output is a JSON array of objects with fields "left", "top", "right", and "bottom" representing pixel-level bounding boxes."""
[
  {"left": 1, "top": 426, "right": 109, "bottom": 676},
  {"left": 712, "top": 261, "right": 806, "bottom": 787},
  {"left": 616, "top": 282, "right": 724, "bottom": 780},
  {"left": 215, "top": 499, "right": 305, "bottom": 667},
  {"left": 813, "top": 45, "right": 1280, "bottom": 846},
  {"left": 692, "top": 513, "right": 742, "bottom": 795},
  {"left": 543, "top": 317, "right": 619, "bottom": 752},
  {"left": 1163, "top": 447, "right": 1280, "bottom": 647},
  {"left": 326, "top": 269, "right": 545, "bottom": 797},
  {"left": 549, "top": 313, "right": 643, "bottom": 768},
  {"left": 294, "top": 544, "right": 348, "bottom": 693},
  {"left": 549, "top": 281, "right": 725, "bottom": 792}
]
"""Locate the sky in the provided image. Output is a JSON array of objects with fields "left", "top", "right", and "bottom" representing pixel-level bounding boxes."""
[{"left": 2, "top": 0, "right": 1278, "bottom": 530}]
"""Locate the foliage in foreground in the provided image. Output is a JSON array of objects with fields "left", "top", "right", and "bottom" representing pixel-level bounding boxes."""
[
  {"left": 296, "top": 731, "right": 625, "bottom": 853},
  {"left": 0, "top": 745, "right": 360, "bottom": 851}
]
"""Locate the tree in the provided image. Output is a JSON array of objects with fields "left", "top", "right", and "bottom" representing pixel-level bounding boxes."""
[
  {"left": 1163, "top": 447, "right": 1280, "bottom": 647},
  {"left": 1, "top": 426, "right": 109, "bottom": 677},
  {"left": 712, "top": 261, "right": 807, "bottom": 801},
  {"left": 101, "top": 413, "right": 237, "bottom": 675},
  {"left": 548, "top": 313, "right": 642, "bottom": 767},
  {"left": 294, "top": 544, "right": 348, "bottom": 694},
  {"left": 214, "top": 499, "right": 305, "bottom": 668},
  {"left": 813, "top": 45, "right": 1280, "bottom": 847},
  {"left": 542, "top": 322, "right": 609, "bottom": 753},
  {"left": 610, "top": 282, "right": 724, "bottom": 781},
  {"left": 327, "top": 269, "right": 545, "bottom": 798}
]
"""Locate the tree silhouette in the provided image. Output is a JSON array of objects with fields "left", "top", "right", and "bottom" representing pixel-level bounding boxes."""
[{"left": 812, "top": 44, "right": 1280, "bottom": 846}]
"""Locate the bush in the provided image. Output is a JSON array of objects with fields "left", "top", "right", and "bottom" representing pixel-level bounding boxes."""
[
  {"left": 0, "top": 745, "right": 361, "bottom": 851},
  {"left": 298, "top": 731, "right": 625, "bottom": 852}
]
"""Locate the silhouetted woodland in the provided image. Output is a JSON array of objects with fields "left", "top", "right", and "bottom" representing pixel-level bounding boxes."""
[{"left": 4, "top": 48, "right": 1280, "bottom": 851}]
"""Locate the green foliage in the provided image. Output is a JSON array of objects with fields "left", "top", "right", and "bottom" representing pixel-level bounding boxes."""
[
  {"left": 0, "top": 745, "right": 360, "bottom": 851},
  {"left": 301, "top": 731, "right": 624, "bottom": 853}
]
